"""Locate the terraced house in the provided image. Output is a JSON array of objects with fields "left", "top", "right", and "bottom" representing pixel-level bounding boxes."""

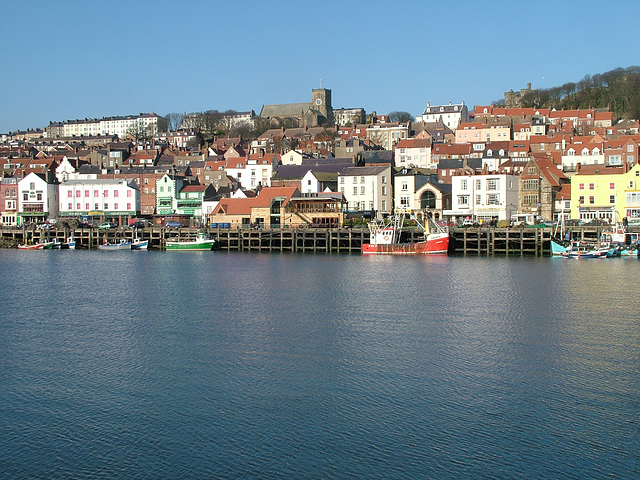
[{"left": 570, "top": 163, "right": 640, "bottom": 222}]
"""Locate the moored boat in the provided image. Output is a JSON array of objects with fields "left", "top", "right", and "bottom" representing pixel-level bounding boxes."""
[
  {"left": 98, "top": 239, "right": 132, "bottom": 250},
  {"left": 64, "top": 237, "right": 77, "bottom": 249},
  {"left": 562, "top": 241, "right": 610, "bottom": 258},
  {"left": 18, "top": 243, "right": 44, "bottom": 250},
  {"left": 551, "top": 239, "right": 571, "bottom": 256},
  {"left": 131, "top": 238, "right": 148, "bottom": 250},
  {"left": 362, "top": 212, "right": 450, "bottom": 255},
  {"left": 165, "top": 233, "right": 215, "bottom": 251}
]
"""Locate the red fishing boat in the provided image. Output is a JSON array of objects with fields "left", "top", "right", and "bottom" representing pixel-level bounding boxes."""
[{"left": 362, "top": 213, "right": 450, "bottom": 255}]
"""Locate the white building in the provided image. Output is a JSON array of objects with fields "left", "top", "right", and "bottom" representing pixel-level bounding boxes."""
[
  {"left": 55, "top": 113, "right": 159, "bottom": 138},
  {"left": 395, "top": 138, "right": 433, "bottom": 169},
  {"left": 59, "top": 179, "right": 140, "bottom": 220},
  {"left": 338, "top": 165, "right": 392, "bottom": 218},
  {"left": 419, "top": 101, "right": 469, "bottom": 130},
  {"left": 18, "top": 172, "right": 59, "bottom": 224},
  {"left": 242, "top": 158, "right": 274, "bottom": 189},
  {"left": 561, "top": 144, "right": 605, "bottom": 171},
  {"left": 444, "top": 173, "right": 519, "bottom": 223}
]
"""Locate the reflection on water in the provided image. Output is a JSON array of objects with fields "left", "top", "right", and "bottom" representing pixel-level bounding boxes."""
[{"left": 0, "top": 251, "right": 638, "bottom": 478}]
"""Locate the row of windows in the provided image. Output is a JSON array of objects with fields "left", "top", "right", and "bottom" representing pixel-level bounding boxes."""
[
  {"left": 67, "top": 190, "right": 133, "bottom": 198},
  {"left": 66, "top": 203, "right": 132, "bottom": 210},
  {"left": 578, "top": 195, "right": 616, "bottom": 205},
  {"left": 339, "top": 176, "right": 387, "bottom": 184}
]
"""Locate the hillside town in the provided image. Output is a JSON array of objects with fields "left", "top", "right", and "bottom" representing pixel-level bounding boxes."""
[{"left": 2, "top": 85, "right": 640, "bottom": 231}]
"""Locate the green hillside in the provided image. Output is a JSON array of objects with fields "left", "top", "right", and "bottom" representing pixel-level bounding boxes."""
[{"left": 518, "top": 66, "right": 640, "bottom": 119}]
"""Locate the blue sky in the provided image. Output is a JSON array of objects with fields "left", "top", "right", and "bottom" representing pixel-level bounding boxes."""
[{"left": 2, "top": 0, "right": 639, "bottom": 133}]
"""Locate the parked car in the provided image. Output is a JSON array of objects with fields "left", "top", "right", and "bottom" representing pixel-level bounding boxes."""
[
  {"left": 165, "top": 221, "right": 184, "bottom": 228},
  {"left": 98, "top": 222, "right": 116, "bottom": 229},
  {"left": 129, "top": 221, "right": 148, "bottom": 229}
]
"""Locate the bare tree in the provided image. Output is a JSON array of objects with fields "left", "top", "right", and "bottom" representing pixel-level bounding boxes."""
[{"left": 164, "top": 112, "right": 185, "bottom": 131}]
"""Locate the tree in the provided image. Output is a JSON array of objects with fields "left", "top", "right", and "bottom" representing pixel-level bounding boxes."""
[
  {"left": 164, "top": 112, "right": 185, "bottom": 131},
  {"left": 388, "top": 111, "right": 414, "bottom": 123}
]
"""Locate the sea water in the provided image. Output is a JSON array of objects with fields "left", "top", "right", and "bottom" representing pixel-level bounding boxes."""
[{"left": 0, "top": 250, "right": 638, "bottom": 478}]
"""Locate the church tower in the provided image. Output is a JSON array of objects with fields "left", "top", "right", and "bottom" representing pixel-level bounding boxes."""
[{"left": 311, "top": 88, "right": 333, "bottom": 125}]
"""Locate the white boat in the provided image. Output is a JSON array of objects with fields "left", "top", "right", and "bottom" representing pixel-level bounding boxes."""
[
  {"left": 131, "top": 238, "right": 148, "bottom": 250},
  {"left": 98, "top": 239, "right": 132, "bottom": 250},
  {"left": 562, "top": 241, "right": 610, "bottom": 259},
  {"left": 65, "top": 237, "right": 77, "bottom": 249}
]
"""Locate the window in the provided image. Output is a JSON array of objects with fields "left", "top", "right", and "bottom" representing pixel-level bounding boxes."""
[
  {"left": 361, "top": 186, "right": 365, "bottom": 194},
  {"left": 127, "top": 203, "right": 131, "bottom": 210},
  {"left": 381, "top": 200, "right": 386, "bottom": 211},
  {"left": 114, "top": 203, "right": 118, "bottom": 210},
  {"left": 68, "top": 203, "right": 72, "bottom": 210},
  {"left": 85, "top": 203, "right": 89, "bottom": 210},
  {"left": 476, "top": 194, "right": 481, "bottom": 204},
  {"left": 400, "top": 196, "right": 410, "bottom": 207},
  {"left": 104, "top": 190, "right": 108, "bottom": 197},
  {"left": 75, "top": 190, "right": 81, "bottom": 197},
  {"left": 487, "top": 194, "right": 500, "bottom": 205},
  {"left": 104, "top": 203, "right": 108, "bottom": 210},
  {"left": 579, "top": 196, "right": 585, "bottom": 204},
  {"left": 353, "top": 176, "right": 357, "bottom": 183},
  {"left": 610, "top": 195, "right": 616, "bottom": 204},
  {"left": 579, "top": 183, "right": 585, "bottom": 190},
  {"left": 85, "top": 190, "right": 89, "bottom": 197},
  {"left": 382, "top": 186, "right": 387, "bottom": 195},
  {"left": 340, "top": 177, "right": 344, "bottom": 184},
  {"left": 353, "top": 187, "right": 357, "bottom": 195},
  {"left": 23, "top": 193, "right": 28, "bottom": 201},
  {"left": 588, "top": 183, "right": 595, "bottom": 190},
  {"left": 382, "top": 176, "right": 387, "bottom": 184},
  {"left": 360, "top": 176, "right": 365, "bottom": 184},
  {"left": 458, "top": 195, "right": 469, "bottom": 205},
  {"left": 610, "top": 183, "right": 615, "bottom": 189},
  {"left": 114, "top": 191, "right": 119, "bottom": 197},
  {"left": 589, "top": 196, "right": 595, "bottom": 205},
  {"left": 461, "top": 180, "right": 468, "bottom": 191},
  {"left": 77, "top": 203, "right": 81, "bottom": 209},
  {"left": 475, "top": 179, "right": 481, "bottom": 189},
  {"left": 127, "top": 190, "right": 132, "bottom": 197},
  {"left": 487, "top": 179, "right": 499, "bottom": 190},
  {"left": 67, "top": 190, "right": 72, "bottom": 198}
]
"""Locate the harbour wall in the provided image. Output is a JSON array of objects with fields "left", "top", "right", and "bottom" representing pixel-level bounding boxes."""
[{"left": 0, "top": 225, "right": 619, "bottom": 256}]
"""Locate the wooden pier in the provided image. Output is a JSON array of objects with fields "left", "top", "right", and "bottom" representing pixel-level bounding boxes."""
[{"left": 0, "top": 225, "right": 614, "bottom": 256}]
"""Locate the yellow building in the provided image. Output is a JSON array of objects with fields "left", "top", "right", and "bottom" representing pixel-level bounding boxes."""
[{"left": 570, "top": 163, "right": 640, "bottom": 222}]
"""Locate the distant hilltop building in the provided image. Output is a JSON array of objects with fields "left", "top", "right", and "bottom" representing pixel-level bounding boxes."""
[
  {"left": 419, "top": 101, "right": 468, "bottom": 130},
  {"left": 259, "top": 88, "right": 334, "bottom": 128},
  {"left": 504, "top": 83, "right": 534, "bottom": 108},
  {"left": 45, "top": 113, "right": 159, "bottom": 138}
]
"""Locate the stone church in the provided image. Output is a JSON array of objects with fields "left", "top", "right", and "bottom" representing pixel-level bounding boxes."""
[{"left": 259, "top": 88, "right": 333, "bottom": 128}]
